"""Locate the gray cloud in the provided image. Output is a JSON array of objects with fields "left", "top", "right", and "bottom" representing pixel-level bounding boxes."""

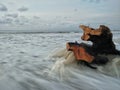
[
  {"left": 18, "top": 6, "right": 28, "bottom": 12},
  {"left": 33, "top": 16, "right": 40, "bottom": 19},
  {"left": 0, "top": 13, "right": 18, "bottom": 25},
  {"left": 0, "top": 18, "right": 13, "bottom": 24},
  {"left": 74, "top": 9, "right": 78, "bottom": 12},
  {"left": 0, "top": 3, "right": 8, "bottom": 11},
  {"left": 82, "top": 0, "right": 107, "bottom": 3},
  {"left": 0, "top": 14, "right": 28, "bottom": 26},
  {"left": 5, "top": 13, "right": 18, "bottom": 18},
  {"left": 89, "top": 0, "right": 100, "bottom": 3},
  {"left": 11, "top": 15, "right": 30, "bottom": 26}
]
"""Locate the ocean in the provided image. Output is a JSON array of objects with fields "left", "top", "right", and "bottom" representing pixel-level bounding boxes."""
[{"left": 0, "top": 31, "right": 120, "bottom": 90}]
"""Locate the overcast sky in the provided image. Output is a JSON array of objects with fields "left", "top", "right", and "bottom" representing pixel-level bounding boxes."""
[{"left": 0, "top": 0, "right": 120, "bottom": 32}]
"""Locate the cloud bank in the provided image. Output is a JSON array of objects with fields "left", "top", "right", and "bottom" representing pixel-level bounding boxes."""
[
  {"left": 18, "top": 6, "right": 28, "bottom": 12},
  {"left": 0, "top": 3, "right": 8, "bottom": 11},
  {"left": 5, "top": 13, "right": 18, "bottom": 18},
  {"left": 0, "top": 0, "right": 119, "bottom": 31}
]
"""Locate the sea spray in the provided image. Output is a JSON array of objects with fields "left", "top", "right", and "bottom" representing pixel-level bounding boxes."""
[
  {"left": 50, "top": 48, "right": 120, "bottom": 78},
  {"left": 112, "top": 58, "right": 120, "bottom": 78},
  {"left": 0, "top": 33, "right": 120, "bottom": 90},
  {"left": 50, "top": 59, "right": 65, "bottom": 81},
  {"left": 95, "top": 56, "right": 120, "bottom": 77},
  {"left": 47, "top": 48, "right": 76, "bottom": 81}
]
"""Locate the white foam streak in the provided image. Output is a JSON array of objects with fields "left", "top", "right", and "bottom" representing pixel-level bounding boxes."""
[{"left": 0, "top": 33, "right": 120, "bottom": 90}]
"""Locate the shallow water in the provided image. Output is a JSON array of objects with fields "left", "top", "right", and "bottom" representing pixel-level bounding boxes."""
[{"left": 0, "top": 32, "right": 120, "bottom": 90}]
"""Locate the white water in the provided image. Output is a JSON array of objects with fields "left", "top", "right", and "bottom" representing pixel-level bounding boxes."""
[{"left": 0, "top": 32, "right": 120, "bottom": 90}]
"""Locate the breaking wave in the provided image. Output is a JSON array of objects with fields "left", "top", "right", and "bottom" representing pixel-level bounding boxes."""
[{"left": 46, "top": 48, "right": 120, "bottom": 90}]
